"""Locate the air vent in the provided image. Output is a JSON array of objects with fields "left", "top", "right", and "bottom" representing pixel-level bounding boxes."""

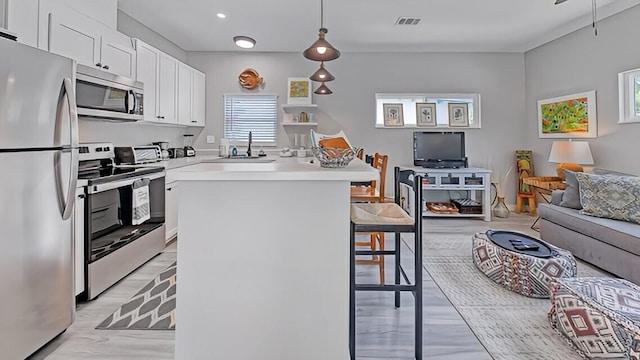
[{"left": 395, "top": 17, "right": 421, "bottom": 26}]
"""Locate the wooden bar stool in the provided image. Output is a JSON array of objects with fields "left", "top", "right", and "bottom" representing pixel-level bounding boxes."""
[{"left": 349, "top": 167, "right": 423, "bottom": 360}]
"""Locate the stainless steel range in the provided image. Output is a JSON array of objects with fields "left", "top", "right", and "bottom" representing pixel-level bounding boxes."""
[{"left": 77, "top": 142, "right": 166, "bottom": 300}]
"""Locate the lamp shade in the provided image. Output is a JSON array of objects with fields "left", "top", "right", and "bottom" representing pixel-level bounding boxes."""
[
  {"left": 548, "top": 140, "right": 594, "bottom": 165},
  {"left": 548, "top": 140, "right": 594, "bottom": 180},
  {"left": 314, "top": 83, "right": 332, "bottom": 95},
  {"left": 309, "top": 62, "right": 335, "bottom": 82},
  {"left": 303, "top": 30, "right": 340, "bottom": 62}
]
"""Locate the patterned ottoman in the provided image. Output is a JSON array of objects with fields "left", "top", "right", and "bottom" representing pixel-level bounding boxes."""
[
  {"left": 549, "top": 277, "right": 640, "bottom": 359},
  {"left": 472, "top": 230, "right": 577, "bottom": 298}
]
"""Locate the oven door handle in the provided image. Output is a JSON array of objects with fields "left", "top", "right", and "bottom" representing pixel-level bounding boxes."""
[{"left": 88, "top": 172, "right": 165, "bottom": 194}]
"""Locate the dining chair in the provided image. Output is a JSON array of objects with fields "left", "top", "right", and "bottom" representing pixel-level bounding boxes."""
[{"left": 350, "top": 153, "right": 388, "bottom": 284}]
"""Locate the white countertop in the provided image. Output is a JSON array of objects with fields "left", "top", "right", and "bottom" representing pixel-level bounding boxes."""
[{"left": 170, "top": 156, "right": 378, "bottom": 182}]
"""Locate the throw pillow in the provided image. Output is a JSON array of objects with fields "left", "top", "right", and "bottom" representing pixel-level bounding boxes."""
[
  {"left": 559, "top": 170, "right": 582, "bottom": 210},
  {"left": 574, "top": 172, "right": 640, "bottom": 224}
]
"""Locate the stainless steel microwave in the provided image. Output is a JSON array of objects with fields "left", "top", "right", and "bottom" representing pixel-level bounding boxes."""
[{"left": 76, "top": 64, "right": 143, "bottom": 121}]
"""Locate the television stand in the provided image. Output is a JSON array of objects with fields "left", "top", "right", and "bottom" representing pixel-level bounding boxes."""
[
  {"left": 423, "top": 158, "right": 468, "bottom": 169},
  {"left": 399, "top": 166, "right": 492, "bottom": 221}
]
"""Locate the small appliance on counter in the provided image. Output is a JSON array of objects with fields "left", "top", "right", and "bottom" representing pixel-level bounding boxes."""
[
  {"left": 183, "top": 134, "right": 196, "bottom": 157},
  {"left": 153, "top": 141, "right": 170, "bottom": 159},
  {"left": 168, "top": 148, "right": 185, "bottom": 158},
  {"left": 114, "top": 145, "right": 163, "bottom": 165}
]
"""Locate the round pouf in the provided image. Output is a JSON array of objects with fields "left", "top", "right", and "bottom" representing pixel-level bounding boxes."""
[{"left": 472, "top": 230, "right": 577, "bottom": 298}]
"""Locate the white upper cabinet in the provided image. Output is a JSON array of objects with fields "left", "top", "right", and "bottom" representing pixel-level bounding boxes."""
[
  {"left": 135, "top": 39, "right": 160, "bottom": 122},
  {"left": 177, "top": 62, "right": 193, "bottom": 126},
  {"left": 40, "top": 2, "right": 135, "bottom": 78},
  {"left": 158, "top": 52, "right": 178, "bottom": 124},
  {"left": 6, "top": 0, "right": 39, "bottom": 48},
  {"left": 192, "top": 70, "right": 206, "bottom": 127},
  {"left": 98, "top": 30, "right": 136, "bottom": 78},
  {"left": 135, "top": 39, "right": 205, "bottom": 127},
  {"left": 177, "top": 64, "right": 206, "bottom": 127}
]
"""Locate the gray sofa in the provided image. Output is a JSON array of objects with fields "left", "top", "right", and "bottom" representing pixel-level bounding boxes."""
[{"left": 537, "top": 169, "right": 640, "bottom": 285}]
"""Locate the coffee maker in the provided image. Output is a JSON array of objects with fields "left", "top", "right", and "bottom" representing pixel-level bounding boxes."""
[{"left": 183, "top": 134, "right": 195, "bottom": 157}]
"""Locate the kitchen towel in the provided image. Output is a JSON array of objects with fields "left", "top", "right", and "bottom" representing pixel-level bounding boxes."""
[{"left": 132, "top": 178, "right": 151, "bottom": 225}]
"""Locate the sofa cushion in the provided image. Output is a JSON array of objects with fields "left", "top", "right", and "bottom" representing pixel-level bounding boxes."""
[
  {"left": 575, "top": 172, "right": 640, "bottom": 224},
  {"left": 559, "top": 170, "right": 582, "bottom": 210},
  {"left": 538, "top": 203, "right": 640, "bottom": 257}
]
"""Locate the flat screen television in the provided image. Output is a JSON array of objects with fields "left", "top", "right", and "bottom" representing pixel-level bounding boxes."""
[{"left": 413, "top": 131, "right": 467, "bottom": 168}]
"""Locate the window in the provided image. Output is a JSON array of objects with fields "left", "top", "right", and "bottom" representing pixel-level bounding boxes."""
[
  {"left": 618, "top": 68, "right": 640, "bottom": 124},
  {"left": 375, "top": 93, "right": 481, "bottom": 128},
  {"left": 224, "top": 94, "right": 278, "bottom": 144}
]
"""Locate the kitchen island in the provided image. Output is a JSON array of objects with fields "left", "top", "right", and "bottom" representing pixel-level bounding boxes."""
[{"left": 172, "top": 157, "right": 378, "bottom": 360}]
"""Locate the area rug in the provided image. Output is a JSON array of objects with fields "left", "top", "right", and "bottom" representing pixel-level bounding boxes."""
[
  {"left": 422, "top": 232, "right": 612, "bottom": 360},
  {"left": 96, "top": 262, "right": 176, "bottom": 330}
]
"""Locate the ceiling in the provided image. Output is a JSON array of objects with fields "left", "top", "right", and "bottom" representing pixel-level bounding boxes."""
[{"left": 117, "top": 0, "right": 640, "bottom": 53}]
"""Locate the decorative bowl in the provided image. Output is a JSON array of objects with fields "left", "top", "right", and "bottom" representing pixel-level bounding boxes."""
[{"left": 311, "top": 147, "right": 356, "bottom": 168}]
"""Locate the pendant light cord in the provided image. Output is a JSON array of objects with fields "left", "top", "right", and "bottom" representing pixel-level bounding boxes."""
[
  {"left": 592, "top": 0, "right": 598, "bottom": 36},
  {"left": 320, "top": 0, "right": 324, "bottom": 29}
]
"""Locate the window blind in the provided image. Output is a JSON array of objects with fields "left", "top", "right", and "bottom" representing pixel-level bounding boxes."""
[{"left": 224, "top": 94, "right": 278, "bottom": 144}]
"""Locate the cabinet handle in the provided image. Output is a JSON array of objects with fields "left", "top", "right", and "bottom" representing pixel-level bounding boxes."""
[
  {"left": 167, "top": 188, "right": 172, "bottom": 191},
  {"left": 103, "top": 65, "right": 109, "bottom": 70},
  {"left": 191, "top": 120, "right": 196, "bottom": 123},
  {"left": 160, "top": 116, "right": 165, "bottom": 119},
  {"left": 78, "top": 194, "right": 85, "bottom": 199},
  {"left": 96, "top": 62, "right": 102, "bottom": 67}
]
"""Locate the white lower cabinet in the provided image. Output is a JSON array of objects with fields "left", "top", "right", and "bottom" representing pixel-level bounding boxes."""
[
  {"left": 165, "top": 180, "right": 180, "bottom": 243},
  {"left": 73, "top": 187, "right": 85, "bottom": 297}
]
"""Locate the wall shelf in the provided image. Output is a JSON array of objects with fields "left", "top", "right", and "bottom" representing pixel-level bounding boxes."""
[{"left": 281, "top": 122, "right": 318, "bottom": 126}]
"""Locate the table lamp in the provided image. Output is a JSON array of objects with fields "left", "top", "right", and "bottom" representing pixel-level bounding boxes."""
[{"left": 548, "top": 140, "right": 594, "bottom": 180}]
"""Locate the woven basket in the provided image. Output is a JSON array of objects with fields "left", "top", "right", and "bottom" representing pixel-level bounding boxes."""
[{"left": 311, "top": 147, "right": 356, "bottom": 168}]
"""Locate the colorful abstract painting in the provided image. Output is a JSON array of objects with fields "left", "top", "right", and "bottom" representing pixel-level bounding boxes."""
[{"left": 537, "top": 91, "right": 597, "bottom": 138}]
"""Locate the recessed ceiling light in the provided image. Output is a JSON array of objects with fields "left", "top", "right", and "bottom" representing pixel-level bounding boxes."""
[
  {"left": 216, "top": 13, "right": 226, "bottom": 19},
  {"left": 233, "top": 36, "right": 256, "bottom": 49}
]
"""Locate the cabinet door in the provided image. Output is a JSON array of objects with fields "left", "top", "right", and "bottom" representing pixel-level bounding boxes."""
[
  {"left": 100, "top": 30, "right": 135, "bottom": 78},
  {"left": 158, "top": 52, "right": 177, "bottom": 123},
  {"left": 177, "top": 63, "right": 193, "bottom": 125},
  {"left": 165, "top": 181, "right": 179, "bottom": 243},
  {"left": 47, "top": 6, "right": 100, "bottom": 69},
  {"left": 192, "top": 70, "right": 206, "bottom": 127},
  {"left": 135, "top": 40, "right": 159, "bottom": 122}
]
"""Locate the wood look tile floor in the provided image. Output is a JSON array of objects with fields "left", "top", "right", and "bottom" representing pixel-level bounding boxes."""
[{"left": 30, "top": 213, "right": 540, "bottom": 360}]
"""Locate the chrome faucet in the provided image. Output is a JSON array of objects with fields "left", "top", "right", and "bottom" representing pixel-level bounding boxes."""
[{"left": 247, "top": 131, "right": 252, "bottom": 157}]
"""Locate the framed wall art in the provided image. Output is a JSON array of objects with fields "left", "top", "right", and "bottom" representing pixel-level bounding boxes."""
[
  {"left": 383, "top": 103, "right": 404, "bottom": 126},
  {"left": 448, "top": 103, "right": 469, "bottom": 127},
  {"left": 416, "top": 102, "right": 437, "bottom": 127},
  {"left": 287, "top": 78, "right": 312, "bottom": 104},
  {"left": 537, "top": 90, "right": 597, "bottom": 138}
]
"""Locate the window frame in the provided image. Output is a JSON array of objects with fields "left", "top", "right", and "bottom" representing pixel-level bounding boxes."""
[
  {"left": 618, "top": 68, "right": 640, "bottom": 124},
  {"left": 375, "top": 93, "right": 481, "bottom": 129},
  {"left": 223, "top": 93, "right": 279, "bottom": 146}
]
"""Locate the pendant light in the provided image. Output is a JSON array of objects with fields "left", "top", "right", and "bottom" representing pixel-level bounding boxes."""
[
  {"left": 309, "top": 62, "right": 335, "bottom": 82},
  {"left": 314, "top": 83, "right": 332, "bottom": 95},
  {"left": 303, "top": 0, "right": 340, "bottom": 62}
]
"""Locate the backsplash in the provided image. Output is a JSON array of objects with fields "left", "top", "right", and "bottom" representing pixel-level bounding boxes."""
[{"left": 78, "top": 118, "right": 203, "bottom": 148}]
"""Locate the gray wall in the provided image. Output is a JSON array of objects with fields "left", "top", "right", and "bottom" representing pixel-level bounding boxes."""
[
  {"left": 187, "top": 52, "right": 526, "bottom": 200},
  {"left": 525, "top": 4, "right": 640, "bottom": 176},
  {"left": 117, "top": 10, "right": 187, "bottom": 62}
]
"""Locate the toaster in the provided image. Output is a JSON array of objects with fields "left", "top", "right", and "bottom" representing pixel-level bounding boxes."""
[{"left": 114, "top": 146, "right": 162, "bottom": 165}]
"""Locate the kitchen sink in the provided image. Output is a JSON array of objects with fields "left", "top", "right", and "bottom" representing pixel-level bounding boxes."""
[{"left": 203, "top": 157, "right": 276, "bottom": 163}]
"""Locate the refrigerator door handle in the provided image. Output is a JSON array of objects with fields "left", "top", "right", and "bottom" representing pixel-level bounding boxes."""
[{"left": 57, "top": 77, "right": 79, "bottom": 220}]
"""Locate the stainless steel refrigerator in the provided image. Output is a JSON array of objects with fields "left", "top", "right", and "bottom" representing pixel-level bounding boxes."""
[{"left": 0, "top": 38, "right": 78, "bottom": 359}]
